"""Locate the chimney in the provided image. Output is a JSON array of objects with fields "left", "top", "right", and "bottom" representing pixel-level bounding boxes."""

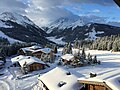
[{"left": 90, "top": 73, "right": 97, "bottom": 78}]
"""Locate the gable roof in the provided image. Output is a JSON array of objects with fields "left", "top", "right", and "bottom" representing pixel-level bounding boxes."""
[
  {"left": 33, "top": 48, "right": 53, "bottom": 54},
  {"left": 21, "top": 45, "right": 42, "bottom": 53},
  {"left": 38, "top": 67, "right": 83, "bottom": 90},
  {"left": 78, "top": 69, "right": 120, "bottom": 90},
  {"left": 61, "top": 54, "right": 74, "bottom": 61},
  {"left": 30, "top": 45, "right": 42, "bottom": 50},
  {"left": 11, "top": 55, "right": 25, "bottom": 63},
  {"left": 11, "top": 55, "right": 45, "bottom": 67},
  {"left": 19, "top": 56, "right": 45, "bottom": 67}
]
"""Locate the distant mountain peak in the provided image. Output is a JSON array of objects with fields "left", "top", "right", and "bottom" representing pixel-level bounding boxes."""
[
  {"left": 0, "top": 12, "right": 37, "bottom": 27},
  {"left": 0, "top": 12, "right": 50, "bottom": 45},
  {"left": 46, "top": 16, "right": 84, "bottom": 33}
]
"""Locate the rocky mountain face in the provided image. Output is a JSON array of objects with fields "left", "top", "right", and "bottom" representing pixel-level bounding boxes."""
[
  {"left": 45, "top": 17, "right": 120, "bottom": 43},
  {"left": 0, "top": 12, "right": 50, "bottom": 45}
]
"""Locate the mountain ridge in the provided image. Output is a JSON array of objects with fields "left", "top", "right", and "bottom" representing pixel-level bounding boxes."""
[
  {"left": 45, "top": 19, "right": 120, "bottom": 43},
  {"left": 0, "top": 12, "right": 50, "bottom": 45}
]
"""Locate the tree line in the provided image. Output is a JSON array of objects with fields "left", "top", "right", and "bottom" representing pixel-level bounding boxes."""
[
  {"left": 90, "top": 35, "right": 120, "bottom": 51},
  {"left": 0, "top": 37, "right": 35, "bottom": 58}
]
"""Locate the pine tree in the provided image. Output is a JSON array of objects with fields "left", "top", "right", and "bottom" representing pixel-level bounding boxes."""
[
  {"left": 87, "top": 53, "right": 92, "bottom": 64},
  {"left": 67, "top": 43, "right": 72, "bottom": 54},
  {"left": 74, "top": 39, "right": 79, "bottom": 48},
  {"left": 107, "top": 41, "right": 113, "bottom": 51},
  {"left": 81, "top": 47, "right": 86, "bottom": 60},
  {"left": 112, "top": 40, "right": 118, "bottom": 51},
  {"left": 54, "top": 45, "right": 58, "bottom": 53},
  {"left": 93, "top": 55, "right": 97, "bottom": 64}
]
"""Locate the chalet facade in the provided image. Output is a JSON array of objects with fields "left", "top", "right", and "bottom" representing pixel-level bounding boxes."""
[
  {"left": 11, "top": 55, "right": 45, "bottom": 73},
  {"left": 78, "top": 69, "right": 120, "bottom": 90},
  {"left": 61, "top": 54, "right": 74, "bottom": 65},
  {"left": 78, "top": 80, "right": 112, "bottom": 90},
  {"left": 33, "top": 48, "right": 54, "bottom": 62}
]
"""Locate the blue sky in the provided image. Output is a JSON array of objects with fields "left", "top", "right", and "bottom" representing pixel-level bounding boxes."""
[
  {"left": 0, "top": 0, "right": 120, "bottom": 26},
  {"left": 64, "top": 3, "right": 120, "bottom": 22}
]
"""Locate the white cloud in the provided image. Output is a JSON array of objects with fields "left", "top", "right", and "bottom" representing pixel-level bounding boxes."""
[
  {"left": 25, "top": 0, "right": 76, "bottom": 26},
  {"left": 0, "top": 0, "right": 28, "bottom": 14},
  {"left": 0, "top": 0, "right": 117, "bottom": 27},
  {"left": 92, "top": 9, "right": 100, "bottom": 13},
  {"left": 25, "top": 0, "right": 115, "bottom": 26},
  {"left": 79, "top": 14, "right": 107, "bottom": 24}
]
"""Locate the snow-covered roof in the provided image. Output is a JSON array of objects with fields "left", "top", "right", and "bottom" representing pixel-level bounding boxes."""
[
  {"left": 78, "top": 69, "right": 120, "bottom": 90},
  {"left": 38, "top": 67, "right": 83, "bottom": 90},
  {"left": 11, "top": 55, "right": 25, "bottom": 63},
  {"left": 61, "top": 54, "right": 74, "bottom": 61},
  {"left": 11, "top": 55, "right": 45, "bottom": 67},
  {"left": 21, "top": 45, "right": 42, "bottom": 53},
  {"left": 19, "top": 56, "right": 45, "bottom": 67},
  {"left": 29, "top": 45, "right": 42, "bottom": 50},
  {"left": 21, "top": 47, "right": 34, "bottom": 53},
  {"left": 33, "top": 48, "right": 53, "bottom": 54}
]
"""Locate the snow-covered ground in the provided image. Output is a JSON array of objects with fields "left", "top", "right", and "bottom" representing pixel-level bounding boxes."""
[
  {"left": 85, "top": 27, "right": 104, "bottom": 40},
  {"left": 68, "top": 50, "right": 120, "bottom": 77},
  {"left": 0, "top": 31, "right": 22, "bottom": 44},
  {"left": 1, "top": 49, "right": 120, "bottom": 90},
  {"left": 47, "top": 37, "right": 65, "bottom": 45}
]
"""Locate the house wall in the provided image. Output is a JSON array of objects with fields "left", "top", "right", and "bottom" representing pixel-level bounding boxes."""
[
  {"left": 40, "top": 51, "right": 54, "bottom": 63},
  {"left": 25, "top": 51, "right": 33, "bottom": 56},
  {"left": 62, "top": 59, "right": 72, "bottom": 65},
  {"left": 33, "top": 51, "right": 42, "bottom": 59},
  {"left": 18, "top": 49, "right": 33, "bottom": 56},
  {"left": 83, "top": 84, "right": 110, "bottom": 90},
  {"left": 28, "top": 63, "right": 45, "bottom": 72}
]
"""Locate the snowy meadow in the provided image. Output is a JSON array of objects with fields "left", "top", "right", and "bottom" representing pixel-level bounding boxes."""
[{"left": 1, "top": 49, "right": 120, "bottom": 90}]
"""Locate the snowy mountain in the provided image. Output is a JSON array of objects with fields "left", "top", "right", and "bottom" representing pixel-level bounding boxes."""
[
  {"left": 46, "top": 21, "right": 120, "bottom": 43},
  {"left": 46, "top": 16, "right": 84, "bottom": 33},
  {"left": 0, "top": 12, "right": 38, "bottom": 28},
  {"left": 0, "top": 12, "right": 50, "bottom": 45}
]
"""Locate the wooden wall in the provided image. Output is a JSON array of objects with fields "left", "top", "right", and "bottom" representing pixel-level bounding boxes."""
[
  {"left": 83, "top": 84, "right": 110, "bottom": 90},
  {"left": 28, "top": 63, "right": 45, "bottom": 71}
]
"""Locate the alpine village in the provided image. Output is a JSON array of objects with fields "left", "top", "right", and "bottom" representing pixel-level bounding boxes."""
[{"left": 1, "top": 0, "right": 120, "bottom": 90}]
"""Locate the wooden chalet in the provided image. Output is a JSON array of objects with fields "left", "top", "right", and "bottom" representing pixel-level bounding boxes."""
[
  {"left": 38, "top": 67, "right": 83, "bottom": 90},
  {"left": 78, "top": 80, "right": 112, "bottom": 90},
  {"left": 19, "top": 56, "right": 45, "bottom": 73},
  {"left": 32, "top": 48, "right": 54, "bottom": 62},
  {"left": 61, "top": 54, "right": 74, "bottom": 65},
  {"left": 18, "top": 46, "right": 54, "bottom": 62},
  {"left": 18, "top": 45, "right": 42, "bottom": 56},
  {"left": 78, "top": 69, "right": 120, "bottom": 90},
  {"left": 11, "top": 55, "right": 45, "bottom": 73}
]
